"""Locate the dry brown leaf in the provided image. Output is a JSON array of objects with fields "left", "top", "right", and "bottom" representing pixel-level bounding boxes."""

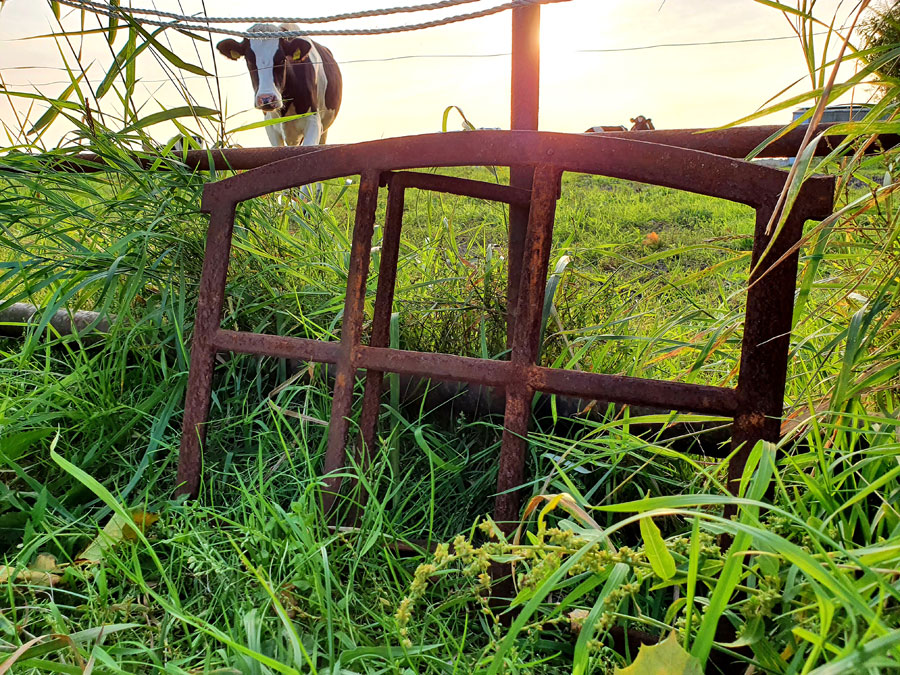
[
  {"left": 0, "top": 635, "right": 49, "bottom": 675},
  {"left": 0, "top": 553, "right": 65, "bottom": 586},
  {"left": 31, "top": 553, "right": 60, "bottom": 572},
  {"left": 0, "top": 565, "right": 61, "bottom": 587},
  {"left": 568, "top": 608, "right": 589, "bottom": 634},
  {"left": 76, "top": 510, "right": 159, "bottom": 564}
]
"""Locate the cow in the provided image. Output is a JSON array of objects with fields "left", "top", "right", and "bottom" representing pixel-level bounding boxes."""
[
  {"left": 629, "top": 115, "right": 655, "bottom": 131},
  {"left": 216, "top": 24, "right": 342, "bottom": 147}
]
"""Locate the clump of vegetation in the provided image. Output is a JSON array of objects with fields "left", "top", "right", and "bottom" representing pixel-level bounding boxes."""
[
  {"left": 0, "top": 1, "right": 899, "bottom": 673},
  {"left": 859, "top": 0, "right": 900, "bottom": 99}
]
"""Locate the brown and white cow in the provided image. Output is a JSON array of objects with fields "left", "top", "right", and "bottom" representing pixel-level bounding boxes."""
[
  {"left": 629, "top": 115, "right": 655, "bottom": 131},
  {"left": 217, "top": 24, "right": 342, "bottom": 147}
]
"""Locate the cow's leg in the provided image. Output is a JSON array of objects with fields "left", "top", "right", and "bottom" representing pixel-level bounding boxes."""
[
  {"left": 264, "top": 114, "right": 289, "bottom": 206},
  {"left": 295, "top": 114, "right": 325, "bottom": 202},
  {"left": 301, "top": 113, "right": 323, "bottom": 147},
  {"left": 264, "top": 112, "right": 285, "bottom": 146},
  {"left": 319, "top": 129, "right": 328, "bottom": 144}
]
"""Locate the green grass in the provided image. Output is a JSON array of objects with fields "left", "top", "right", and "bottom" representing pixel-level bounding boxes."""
[
  {"left": 1, "top": 147, "right": 898, "bottom": 673},
  {"left": 1, "top": 1, "right": 900, "bottom": 672}
]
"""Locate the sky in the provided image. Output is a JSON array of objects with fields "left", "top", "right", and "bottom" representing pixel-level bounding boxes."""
[{"left": 0, "top": 0, "right": 871, "bottom": 148}]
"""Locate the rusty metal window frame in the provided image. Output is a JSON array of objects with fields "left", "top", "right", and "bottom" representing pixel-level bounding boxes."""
[{"left": 176, "top": 130, "right": 835, "bottom": 525}]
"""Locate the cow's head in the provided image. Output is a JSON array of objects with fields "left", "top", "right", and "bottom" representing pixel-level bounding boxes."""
[
  {"left": 630, "top": 115, "right": 654, "bottom": 131},
  {"left": 217, "top": 25, "right": 312, "bottom": 112}
]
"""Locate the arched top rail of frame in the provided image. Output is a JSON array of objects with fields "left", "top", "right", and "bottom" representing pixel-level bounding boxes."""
[{"left": 200, "top": 131, "right": 835, "bottom": 217}]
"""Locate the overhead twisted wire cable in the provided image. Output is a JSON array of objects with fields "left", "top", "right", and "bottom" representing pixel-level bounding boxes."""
[
  {"left": 52, "top": 0, "right": 571, "bottom": 38},
  {"left": 53, "top": 0, "right": 483, "bottom": 24}
]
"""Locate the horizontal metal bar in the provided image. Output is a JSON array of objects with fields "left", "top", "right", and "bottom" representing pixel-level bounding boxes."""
[
  {"left": 213, "top": 329, "right": 738, "bottom": 417},
  {"left": 383, "top": 170, "right": 533, "bottom": 206},
  {"left": 36, "top": 124, "right": 895, "bottom": 176},
  {"left": 356, "top": 345, "right": 738, "bottom": 417},
  {"left": 356, "top": 345, "right": 515, "bottom": 388},
  {"left": 589, "top": 123, "right": 894, "bottom": 159},
  {"left": 529, "top": 366, "right": 740, "bottom": 416},
  {"left": 201, "top": 132, "right": 836, "bottom": 212},
  {"left": 213, "top": 329, "right": 341, "bottom": 363}
]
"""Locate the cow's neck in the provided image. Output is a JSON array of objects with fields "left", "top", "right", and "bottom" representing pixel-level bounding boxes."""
[{"left": 278, "top": 58, "right": 298, "bottom": 116}]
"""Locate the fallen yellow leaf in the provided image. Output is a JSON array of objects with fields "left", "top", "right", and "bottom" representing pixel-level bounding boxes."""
[
  {"left": 615, "top": 631, "right": 702, "bottom": 675},
  {"left": 76, "top": 510, "right": 159, "bottom": 564}
]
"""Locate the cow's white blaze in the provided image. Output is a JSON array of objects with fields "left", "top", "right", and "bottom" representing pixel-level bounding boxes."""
[{"left": 249, "top": 38, "right": 280, "bottom": 105}]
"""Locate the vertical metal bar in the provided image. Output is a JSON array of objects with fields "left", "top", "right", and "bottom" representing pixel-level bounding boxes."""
[
  {"left": 507, "top": 3, "right": 541, "bottom": 347},
  {"left": 359, "top": 175, "right": 406, "bottom": 458},
  {"left": 728, "top": 205, "right": 808, "bottom": 500},
  {"left": 321, "top": 170, "right": 382, "bottom": 514},
  {"left": 495, "top": 165, "right": 560, "bottom": 527},
  {"left": 176, "top": 204, "right": 237, "bottom": 498},
  {"left": 510, "top": 5, "right": 541, "bottom": 133}
]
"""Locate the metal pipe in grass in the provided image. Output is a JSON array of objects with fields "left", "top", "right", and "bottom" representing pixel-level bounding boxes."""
[{"left": 0, "top": 302, "right": 111, "bottom": 343}]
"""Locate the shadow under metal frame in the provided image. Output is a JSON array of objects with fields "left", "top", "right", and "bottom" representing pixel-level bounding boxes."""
[{"left": 176, "top": 130, "right": 835, "bottom": 527}]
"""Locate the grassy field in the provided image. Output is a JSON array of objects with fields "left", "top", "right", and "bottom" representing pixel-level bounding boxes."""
[
  {"left": 2, "top": 3, "right": 900, "bottom": 673},
  {"left": 1, "top": 149, "right": 898, "bottom": 674}
]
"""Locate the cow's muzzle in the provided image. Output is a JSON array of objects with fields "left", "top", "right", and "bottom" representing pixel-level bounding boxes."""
[{"left": 256, "top": 94, "right": 281, "bottom": 112}]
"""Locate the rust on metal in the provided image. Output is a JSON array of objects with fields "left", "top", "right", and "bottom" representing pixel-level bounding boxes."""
[
  {"left": 724, "top": 198, "right": 830, "bottom": 513},
  {"left": 41, "top": 123, "right": 899, "bottom": 177},
  {"left": 508, "top": 2, "right": 542, "bottom": 349},
  {"left": 357, "top": 345, "right": 512, "bottom": 386},
  {"left": 197, "top": 132, "right": 828, "bottom": 210},
  {"left": 321, "top": 170, "right": 382, "bottom": 514},
  {"left": 529, "top": 366, "right": 741, "bottom": 417},
  {"left": 497, "top": 164, "right": 560, "bottom": 523},
  {"left": 175, "top": 204, "right": 237, "bottom": 498},
  {"left": 381, "top": 170, "right": 533, "bottom": 206},
  {"left": 212, "top": 329, "right": 341, "bottom": 363},
  {"left": 176, "top": 130, "right": 835, "bottom": 529},
  {"left": 359, "top": 173, "right": 406, "bottom": 460}
]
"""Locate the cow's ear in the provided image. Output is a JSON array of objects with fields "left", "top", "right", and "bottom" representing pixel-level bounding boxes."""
[
  {"left": 217, "top": 38, "right": 246, "bottom": 61},
  {"left": 283, "top": 38, "right": 312, "bottom": 62}
]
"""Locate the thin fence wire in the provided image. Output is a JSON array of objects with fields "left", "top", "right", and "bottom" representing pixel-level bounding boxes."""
[
  {"left": 53, "top": 0, "right": 572, "bottom": 37},
  {"left": 0, "top": 31, "right": 834, "bottom": 90}
]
